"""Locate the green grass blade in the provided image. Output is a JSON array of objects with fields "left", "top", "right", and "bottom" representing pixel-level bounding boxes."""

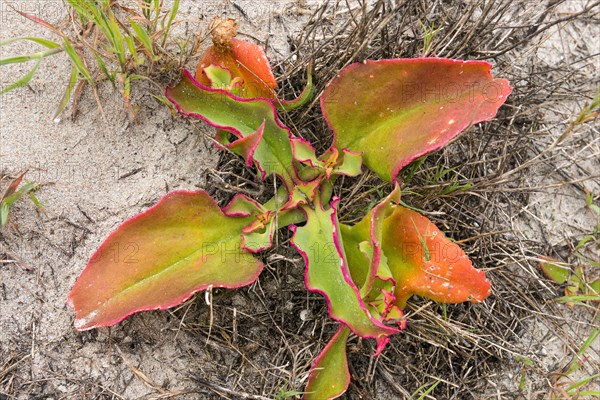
[
  {"left": 93, "top": 50, "right": 115, "bottom": 84},
  {"left": 0, "top": 46, "right": 61, "bottom": 66},
  {"left": 54, "top": 66, "right": 79, "bottom": 120},
  {"left": 566, "top": 373, "right": 600, "bottom": 392},
  {"left": 0, "top": 56, "right": 42, "bottom": 95},
  {"left": 62, "top": 37, "right": 92, "bottom": 82},
  {"left": 124, "top": 35, "right": 139, "bottom": 65},
  {"left": 0, "top": 55, "right": 39, "bottom": 65},
  {"left": 28, "top": 192, "right": 45, "bottom": 209},
  {"left": 572, "top": 390, "right": 600, "bottom": 396},
  {"left": 564, "top": 327, "right": 600, "bottom": 375},
  {"left": 556, "top": 295, "right": 600, "bottom": 303},
  {"left": 412, "top": 380, "right": 441, "bottom": 399},
  {"left": 0, "top": 37, "right": 60, "bottom": 48},
  {"left": 66, "top": 0, "right": 91, "bottom": 20},
  {"left": 0, "top": 203, "right": 9, "bottom": 229},
  {"left": 161, "top": 0, "right": 179, "bottom": 46},
  {"left": 107, "top": 12, "right": 127, "bottom": 69},
  {"left": 129, "top": 19, "right": 154, "bottom": 57},
  {"left": 124, "top": 74, "right": 132, "bottom": 101},
  {"left": 150, "top": 94, "right": 176, "bottom": 111}
]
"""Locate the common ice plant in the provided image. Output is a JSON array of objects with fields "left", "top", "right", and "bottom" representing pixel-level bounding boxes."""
[{"left": 68, "top": 31, "right": 511, "bottom": 398}]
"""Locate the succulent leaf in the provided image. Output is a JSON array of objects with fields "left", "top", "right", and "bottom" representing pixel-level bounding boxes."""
[
  {"left": 166, "top": 70, "right": 297, "bottom": 187},
  {"left": 290, "top": 198, "right": 399, "bottom": 352},
  {"left": 203, "top": 65, "right": 233, "bottom": 88},
  {"left": 223, "top": 194, "right": 264, "bottom": 217},
  {"left": 342, "top": 189, "right": 491, "bottom": 309},
  {"left": 277, "top": 62, "right": 315, "bottom": 110},
  {"left": 194, "top": 18, "right": 276, "bottom": 99},
  {"left": 226, "top": 120, "right": 265, "bottom": 168},
  {"left": 321, "top": 58, "right": 512, "bottom": 182},
  {"left": 68, "top": 191, "right": 263, "bottom": 330},
  {"left": 304, "top": 326, "right": 351, "bottom": 400}
]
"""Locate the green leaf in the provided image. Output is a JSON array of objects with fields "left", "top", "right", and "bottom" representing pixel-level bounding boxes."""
[
  {"left": 342, "top": 189, "right": 491, "bottom": 309},
  {"left": 290, "top": 139, "right": 362, "bottom": 180},
  {"left": 150, "top": 94, "right": 176, "bottom": 110},
  {"left": 276, "top": 62, "right": 315, "bottom": 111},
  {"left": 589, "top": 279, "right": 600, "bottom": 295},
  {"left": 28, "top": 191, "right": 44, "bottom": 209},
  {"left": 54, "top": 66, "right": 79, "bottom": 120},
  {"left": 341, "top": 186, "right": 401, "bottom": 297},
  {"left": 0, "top": 54, "right": 42, "bottom": 66},
  {"left": 290, "top": 198, "right": 399, "bottom": 352},
  {"left": 0, "top": 57, "right": 42, "bottom": 95},
  {"left": 412, "top": 380, "right": 441, "bottom": 400},
  {"left": 0, "top": 36, "right": 60, "bottom": 48},
  {"left": 0, "top": 171, "right": 39, "bottom": 230},
  {"left": 557, "top": 295, "right": 600, "bottom": 303},
  {"left": 304, "top": 326, "right": 351, "bottom": 400},
  {"left": 566, "top": 373, "right": 600, "bottom": 393},
  {"left": 333, "top": 150, "right": 362, "bottom": 177},
  {"left": 129, "top": 19, "right": 154, "bottom": 57},
  {"left": 321, "top": 58, "right": 512, "bottom": 181},
  {"left": 0, "top": 204, "right": 9, "bottom": 229},
  {"left": 107, "top": 12, "right": 127, "bottom": 67},
  {"left": 539, "top": 257, "right": 570, "bottom": 284},
  {"left": 223, "top": 194, "right": 275, "bottom": 253},
  {"left": 226, "top": 121, "right": 265, "bottom": 168},
  {"left": 161, "top": 0, "right": 179, "bottom": 47},
  {"left": 166, "top": 70, "right": 297, "bottom": 188},
  {"left": 93, "top": 50, "right": 115, "bottom": 84},
  {"left": 124, "top": 36, "right": 141, "bottom": 66},
  {"left": 62, "top": 37, "right": 92, "bottom": 82},
  {"left": 203, "top": 65, "right": 233, "bottom": 88},
  {"left": 68, "top": 190, "right": 263, "bottom": 330},
  {"left": 242, "top": 220, "right": 275, "bottom": 253}
]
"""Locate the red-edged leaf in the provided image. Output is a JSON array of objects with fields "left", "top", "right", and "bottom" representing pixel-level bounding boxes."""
[
  {"left": 291, "top": 139, "right": 362, "bottom": 180},
  {"left": 332, "top": 150, "right": 362, "bottom": 178},
  {"left": 292, "top": 137, "right": 320, "bottom": 167},
  {"left": 166, "top": 70, "right": 297, "bottom": 188},
  {"left": 290, "top": 199, "right": 399, "bottom": 353},
  {"left": 382, "top": 205, "right": 491, "bottom": 308},
  {"left": 283, "top": 178, "right": 322, "bottom": 211},
  {"left": 304, "top": 326, "right": 351, "bottom": 400},
  {"left": 223, "top": 194, "right": 264, "bottom": 217},
  {"left": 340, "top": 186, "right": 407, "bottom": 327},
  {"left": 202, "top": 65, "right": 233, "bottom": 87},
  {"left": 195, "top": 38, "right": 276, "bottom": 99},
  {"left": 321, "top": 58, "right": 512, "bottom": 182},
  {"left": 341, "top": 186, "right": 400, "bottom": 295},
  {"left": 342, "top": 189, "right": 491, "bottom": 309},
  {"left": 222, "top": 194, "right": 275, "bottom": 253},
  {"left": 68, "top": 191, "right": 263, "bottom": 330},
  {"left": 277, "top": 62, "right": 315, "bottom": 111},
  {"left": 226, "top": 121, "right": 265, "bottom": 168},
  {"left": 242, "top": 219, "right": 275, "bottom": 253}
]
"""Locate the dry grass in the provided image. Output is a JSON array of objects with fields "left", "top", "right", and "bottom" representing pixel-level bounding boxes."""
[{"left": 2, "top": 0, "right": 599, "bottom": 399}]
